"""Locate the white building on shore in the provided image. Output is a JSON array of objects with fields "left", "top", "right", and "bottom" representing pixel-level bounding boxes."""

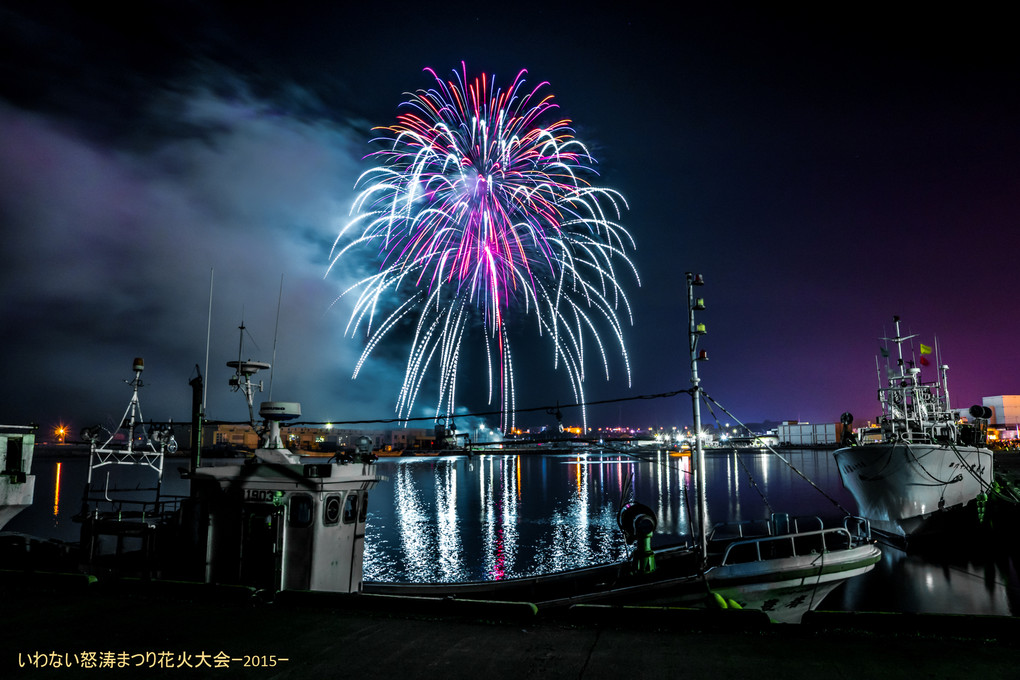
[
  {"left": 776, "top": 421, "right": 843, "bottom": 447},
  {"left": 982, "top": 395, "right": 1020, "bottom": 442}
]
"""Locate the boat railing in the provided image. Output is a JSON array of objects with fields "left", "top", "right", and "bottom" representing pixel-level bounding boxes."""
[
  {"left": 880, "top": 424, "right": 963, "bottom": 447},
  {"left": 79, "top": 492, "right": 186, "bottom": 524},
  {"left": 843, "top": 515, "right": 873, "bottom": 542},
  {"left": 708, "top": 513, "right": 823, "bottom": 541},
  {"left": 788, "top": 515, "right": 824, "bottom": 534},
  {"left": 77, "top": 491, "right": 189, "bottom": 578},
  {"left": 708, "top": 519, "right": 769, "bottom": 542},
  {"left": 717, "top": 525, "right": 861, "bottom": 567},
  {"left": 896, "top": 430, "right": 934, "bottom": 444}
]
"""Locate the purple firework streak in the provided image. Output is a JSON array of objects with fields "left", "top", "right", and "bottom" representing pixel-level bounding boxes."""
[{"left": 328, "top": 64, "right": 639, "bottom": 432}]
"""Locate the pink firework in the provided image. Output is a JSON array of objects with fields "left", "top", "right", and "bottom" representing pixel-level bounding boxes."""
[{"left": 329, "top": 64, "right": 638, "bottom": 432}]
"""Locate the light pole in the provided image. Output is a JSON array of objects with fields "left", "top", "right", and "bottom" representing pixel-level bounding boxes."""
[{"left": 686, "top": 272, "right": 709, "bottom": 570}]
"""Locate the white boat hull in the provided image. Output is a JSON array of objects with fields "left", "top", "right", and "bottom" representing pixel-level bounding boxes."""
[
  {"left": 0, "top": 476, "right": 36, "bottom": 531},
  {"left": 367, "top": 541, "right": 881, "bottom": 624},
  {"left": 703, "top": 543, "right": 881, "bottom": 622},
  {"left": 1, "top": 427, "right": 36, "bottom": 532},
  {"left": 834, "top": 442, "right": 993, "bottom": 538}
]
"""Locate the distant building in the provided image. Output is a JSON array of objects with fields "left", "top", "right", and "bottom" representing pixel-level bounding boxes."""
[
  {"left": 206, "top": 424, "right": 260, "bottom": 450},
  {"left": 776, "top": 421, "right": 844, "bottom": 446},
  {"left": 200, "top": 423, "right": 435, "bottom": 453},
  {"left": 982, "top": 395, "right": 1020, "bottom": 442},
  {"left": 982, "top": 395, "right": 1020, "bottom": 427}
]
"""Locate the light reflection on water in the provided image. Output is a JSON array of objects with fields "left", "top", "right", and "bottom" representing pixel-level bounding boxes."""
[
  {"left": 365, "top": 452, "right": 687, "bottom": 583},
  {"left": 53, "top": 461, "right": 62, "bottom": 517},
  {"left": 364, "top": 450, "right": 851, "bottom": 584},
  {"left": 361, "top": 450, "right": 1019, "bottom": 618},
  {"left": 435, "top": 461, "right": 462, "bottom": 581},
  {"left": 828, "top": 538, "right": 1020, "bottom": 616},
  {"left": 8, "top": 449, "right": 1019, "bottom": 616},
  {"left": 482, "top": 455, "right": 518, "bottom": 580}
]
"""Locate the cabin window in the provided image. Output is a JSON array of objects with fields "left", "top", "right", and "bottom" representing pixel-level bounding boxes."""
[
  {"left": 343, "top": 493, "right": 359, "bottom": 524},
  {"left": 3, "top": 438, "right": 22, "bottom": 474},
  {"left": 323, "top": 494, "right": 342, "bottom": 526},
  {"left": 359, "top": 492, "right": 369, "bottom": 522},
  {"left": 289, "top": 494, "right": 314, "bottom": 528}
]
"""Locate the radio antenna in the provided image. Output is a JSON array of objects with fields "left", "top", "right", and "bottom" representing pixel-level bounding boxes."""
[
  {"left": 203, "top": 268, "right": 214, "bottom": 412},
  {"left": 269, "top": 274, "right": 283, "bottom": 399}
]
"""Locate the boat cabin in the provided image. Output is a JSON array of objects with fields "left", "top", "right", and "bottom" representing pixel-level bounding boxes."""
[
  {"left": 184, "top": 457, "right": 379, "bottom": 593},
  {"left": 0, "top": 424, "right": 36, "bottom": 530}
]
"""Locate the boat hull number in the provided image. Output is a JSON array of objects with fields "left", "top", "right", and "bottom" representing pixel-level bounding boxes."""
[{"left": 244, "top": 488, "right": 284, "bottom": 504}]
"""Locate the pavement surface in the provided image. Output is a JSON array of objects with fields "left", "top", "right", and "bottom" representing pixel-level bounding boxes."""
[{"left": 2, "top": 574, "right": 1017, "bottom": 679}]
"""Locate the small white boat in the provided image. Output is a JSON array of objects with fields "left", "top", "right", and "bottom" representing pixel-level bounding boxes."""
[
  {"left": 679, "top": 274, "right": 880, "bottom": 620},
  {"left": 0, "top": 424, "right": 36, "bottom": 530},
  {"left": 368, "top": 511, "right": 879, "bottom": 624},
  {"left": 833, "top": 316, "right": 994, "bottom": 539}
]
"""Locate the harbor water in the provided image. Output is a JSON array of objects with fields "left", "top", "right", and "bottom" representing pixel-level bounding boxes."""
[{"left": 6, "top": 447, "right": 1019, "bottom": 616}]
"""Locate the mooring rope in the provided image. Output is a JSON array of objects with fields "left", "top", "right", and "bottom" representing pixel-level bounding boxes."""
[
  {"left": 700, "top": 394, "right": 774, "bottom": 515},
  {"left": 700, "top": 390, "right": 852, "bottom": 516}
]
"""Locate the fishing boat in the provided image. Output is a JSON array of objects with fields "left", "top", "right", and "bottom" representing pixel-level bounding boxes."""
[
  {"left": 181, "top": 386, "right": 383, "bottom": 592},
  {"left": 833, "top": 317, "right": 994, "bottom": 540},
  {"left": 367, "top": 273, "right": 882, "bottom": 622},
  {"left": 76, "top": 357, "right": 185, "bottom": 573},
  {"left": 0, "top": 424, "right": 36, "bottom": 530},
  {"left": 77, "top": 332, "right": 384, "bottom": 594}
]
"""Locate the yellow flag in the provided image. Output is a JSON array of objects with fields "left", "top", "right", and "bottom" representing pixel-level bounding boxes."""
[{"left": 920, "top": 343, "right": 932, "bottom": 355}]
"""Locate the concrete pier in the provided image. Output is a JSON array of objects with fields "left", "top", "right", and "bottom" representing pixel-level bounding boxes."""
[{"left": 3, "top": 574, "right": 1016, "bottom": 679}]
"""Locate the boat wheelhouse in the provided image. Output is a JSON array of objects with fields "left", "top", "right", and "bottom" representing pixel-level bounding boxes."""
[{"left": 1, "top": 424, "right": 37, "bottom": 530}]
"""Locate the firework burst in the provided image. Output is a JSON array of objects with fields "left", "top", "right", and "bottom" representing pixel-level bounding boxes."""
[{"left": 329, "top": 64, "right": 639, "bottom": 432}]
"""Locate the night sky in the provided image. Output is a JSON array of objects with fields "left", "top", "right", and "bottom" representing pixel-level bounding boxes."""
[{"left": 1, "top": 2, "right": 1017, "bottom": 439}]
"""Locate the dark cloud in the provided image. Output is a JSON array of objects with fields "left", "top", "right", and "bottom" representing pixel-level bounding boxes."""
[{"left": 0, "top": 83, "right": 381, "bottom": 428}]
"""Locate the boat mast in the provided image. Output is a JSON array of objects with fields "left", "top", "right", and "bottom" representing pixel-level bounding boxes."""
[
  {"left": 229, "top": 319, "right": 268, "bottom": 429},
  {"left": 122, "top": 358, "right": 145, "bottom": 456},
  {"left": 892, "top": 316, "right": 904, "bottom": 369},
  {"left": 192, "top": 268, "right": 214, "bottom": 473},
  {"left": 881, "top": 316, "right": 918, "bottom": 438},
  {"left": 935, "top": 337, "right": 952, "bottom": 413},
  {"left": 686, "top": 272, "right": 709, "bottom": 569},
  {"left": 940, "top": 361, "right": 952, "bottom": 415},
  {"left": 81, "top": 357, "right": 171, "bottom": 503}
]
